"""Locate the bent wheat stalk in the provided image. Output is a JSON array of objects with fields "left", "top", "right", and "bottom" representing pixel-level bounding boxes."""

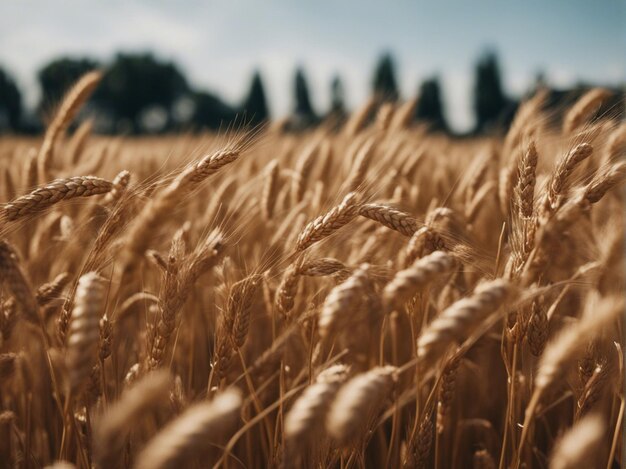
[{"left": 37, "top": 70, "right": 102, "bottom": 183}]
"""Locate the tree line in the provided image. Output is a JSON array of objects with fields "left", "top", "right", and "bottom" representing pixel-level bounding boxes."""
[{"left": 0, "top": 51, "right": 617, "bottom": 135}]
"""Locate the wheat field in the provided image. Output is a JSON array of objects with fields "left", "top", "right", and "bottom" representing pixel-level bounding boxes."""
[{"left": 0, "top": 73, "right": 624, "bottom": 469}]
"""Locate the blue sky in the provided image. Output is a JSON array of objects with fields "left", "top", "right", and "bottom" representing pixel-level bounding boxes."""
[{"left": 0, "top": 0, "right": 624, "bottom": 131}]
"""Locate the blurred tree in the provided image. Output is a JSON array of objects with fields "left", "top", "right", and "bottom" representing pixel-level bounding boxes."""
[
  {"left": 415, "top": 77, "right": 448, "bottom": 132},
  {"left": 473, "top": 51, "right": 507, "bottom": 132},
  {"left": 294, "top": 68, "right": 316, "bottom": 118},
  {"left": 372, "top": 53, "right": 399, "bottom": 102},
  {"left": 190, "top": 91, "right": 237, "bottom": 130},
  {"left": 330, "top": 75, "right": 346, "bottom": 114},
  {"left": 241, "top": 70, "right": 269, "bottom": 125},
  {"left": 38, "top": 57, "right": 98, "bottom": 114},
  {"left": 533, "top": 71, "right": 548, "bottom": 91},
  {"left": 289, "top": 67, "right": 317, "bottom": 130},
  {"left": 95, "top": 53, "right": 189, "bottom": 133},
  {"left": 0, "top": 67, "right": 22, "bottom": 131}
]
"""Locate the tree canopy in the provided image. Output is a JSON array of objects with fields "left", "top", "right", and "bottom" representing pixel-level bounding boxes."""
[
  {"left": 190, "top": 91, "right": 237, "bottom": 130},
  {"left": 94, "top": 53, "right": 189, "bottom": 133}
]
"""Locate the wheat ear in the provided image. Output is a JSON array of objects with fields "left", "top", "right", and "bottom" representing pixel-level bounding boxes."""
[
  {"left": 549, "top": 413, "right": 604, "bottom": 469},
  {"left": 0, "top": 240, "right": 38, "bottom": 323},
  {"left": 563, "top": 88, "right": 612, "bottom": 134},
  {"left": 147, "top": 230, "right": 225, "bottom": 370},
  {"left": 299, "top": 257, "right": 349, "bottom": 277},
  {"left": 103, "top": 170, "right": 131, "bottom": 205},
  {"left": 384, "top": 251, "right": 456, "bottom": 312},
  {"left": 295, "top": 192, "right": 360, "bottom": 251},
  {"left": 38, "top": 71, "right": 102, "bottom": 182},
  {"left": 417, "top": 279, "right": 519, "bottom": 365},
  {"left": 544, "top": 143, "right": 593, "bottom": 213},
  {"left": 359, "top": 203, "right": 419, "bottom": 236},
  {"left": 275, "top": 261, "right": 302, "bottom": 320},
  {"left": 36, "top": 272, "right": 70, "bottom": 306},
  {"left": 134, "top": 388, "right": 242, "bottom": 469},
  {"left": 344, "top": 98, "right": 375, "bottom": 136},
  {"left": 326, "top": 366, "right": 397, "bottom": 444},
  {"left": 262, "top": 159, "right": 280, "bottom": 220},
  {"left": 515, "top": 140, "right": 538, "bottom": 218},
  {"left": 66, "top": 272, "right": 105, "bottom": 395},
  {"left": 535, "top": 296, "right": 622, "bottom": 394},
  {"left": 228, "top": 274, "right": 263, "bottom": 348},
  {"left": 346, "top": 137, "right": 376, "bottom": 192},
  {"left": 2, "top": 176, "right": 113, "bottom": 221},
  {"left": 318, "top": 264, "right": 370, "bottom": 338},
  {"left": 583, "top": 160, "right": 626, "bottom": 203},
  {"left": 120, "top": 147, "right": 240, "bottom": 273},
  {"left": 93, "top": 370, "right": 172, "bottom": 468},
  {"left": 284, "top": 364, "right": 350, "bottom": 453}
]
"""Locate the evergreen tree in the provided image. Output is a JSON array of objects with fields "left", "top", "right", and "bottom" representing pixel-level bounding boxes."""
[
  {"left": 241, "top": 70, "right": 269, "bottom": 125},
  {"left": 415, "top": 77, "right": 448, "bottom": 132},
  {"left": 330, "top": 75, "right": 346, "bottom": 114},
  {"left": 324, "top": 74, "right": 347, "bottom": 130},
  {"left": 473, "top": 51, "right": 507, "bottom": 132},
  {"left": 372, "top": 53, "right": 399, "bottom": 101},
  {"left": 294, "top": 67, "right": 316, "bottom": 119}
]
